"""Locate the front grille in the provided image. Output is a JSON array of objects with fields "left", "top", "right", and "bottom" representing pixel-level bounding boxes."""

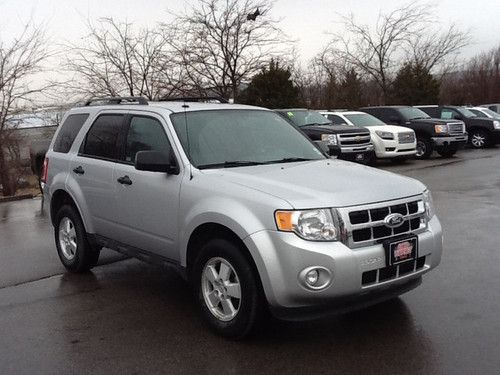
[
  {"left": 338, "top": 196, "right": 427, "bottom": 248},
  {"left": 398, "top": 132, "right": 415, "bottom": 144},
  {"left": 448, "top": 122, "right": 465, "bottom": 135},
  {"left": 338, "top": 132, "right": 371, "bottom": 147},
  {"left": 362, "top": 256, "right": 427, "bottom": 286}
]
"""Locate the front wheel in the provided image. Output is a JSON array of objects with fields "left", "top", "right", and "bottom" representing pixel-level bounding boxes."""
[
  {"left": 415, "top": 138, "right": 433, "bottom": 159},
  {"left": 469, "top": 129, "right": 490, "bottom": 149},
  {"left": 192, "top": 238, "right": 263, "bottom": 339},
  {"left": 55, "top": 205, "right": 100, "bottom": 273},
  {"left": 436, "top": 148, "right": 457, "bottom": 158}
]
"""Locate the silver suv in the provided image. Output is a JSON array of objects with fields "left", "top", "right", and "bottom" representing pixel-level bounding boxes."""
[{"left": 42, "top": 97, "right": 443, "bottom": 339}]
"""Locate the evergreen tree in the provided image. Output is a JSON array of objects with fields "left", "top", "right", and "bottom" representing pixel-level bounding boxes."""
[
  {"left": 240, "top": 60, "right": 300, "bottom": 108},
  {"left": 392, "top": 63, "right": 440, "bottom": 105}
]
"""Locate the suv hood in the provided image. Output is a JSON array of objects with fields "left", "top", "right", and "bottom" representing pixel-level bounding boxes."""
[
  {"left": 408, "top": 118, "right": 461, "bottom": 125},
  {"left": 201, "top": 159, "right": 425, "bottom": 208},
  {"left": 365, "top": 125, "right": 414, "bottom": 134},
  {"left": 301, "top": 124, "right": 369, "bottom": 134}
]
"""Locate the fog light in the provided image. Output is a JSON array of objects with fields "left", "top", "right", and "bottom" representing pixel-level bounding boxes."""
[
  {"left": 306, "top": 269, "right": 319, "bottom": 286},
  {"left": 299, "top": 266, "right": 332, "bottom": 290}
]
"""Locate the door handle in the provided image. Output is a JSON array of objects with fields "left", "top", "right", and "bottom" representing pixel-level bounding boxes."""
[
  {"left": 73, "top": 166, "right": 85, "bottom": 175},
  {"left": 117, "top": 175, "right": 133, "bottom": 185}
]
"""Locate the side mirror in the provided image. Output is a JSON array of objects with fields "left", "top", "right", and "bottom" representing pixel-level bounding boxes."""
[
  {"left": 453, "top": 113, "right": 462, "bottom": 120},
  {"left": 135, "top": 150, "right": 180, "bottom": 175}
]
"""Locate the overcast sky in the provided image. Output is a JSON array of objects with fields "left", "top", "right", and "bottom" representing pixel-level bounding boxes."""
[{"left": 1, "top": 0, "right": 499, "bottom": 63}]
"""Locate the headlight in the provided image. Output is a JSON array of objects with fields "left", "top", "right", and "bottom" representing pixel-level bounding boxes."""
[
  {"left": 375, "top": 131, "right": 394, "bottom": 140},
  {"left": 275, "top": 209, "right": 339, "bottom": 241},
  {"left": 321, "top": 134, "right": 337, "bottom": 145},
  {"left": 422, "top": 190, "right": 435, "bottom": 220},
  {"left": 493, "top": 120, "right": 500, "bottom": 130},
  {"left": 434, "top": 124, "right": 449, "bottom": 134}
]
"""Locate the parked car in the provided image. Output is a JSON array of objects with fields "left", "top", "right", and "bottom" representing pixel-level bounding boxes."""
[
  {"left": 321, "top": 111, "right": 416, "bottom": 161},
  {"left": 480, "top": 103, "right": 500, "bottom": 114},
  {"left": 41, "top": 96, "right": 443, "bottom": 339},
  {"left": 467, "top": 106, "right": 500, "bottom": 120},
  {"left": 361, "top": 106, "right": 468, "bottom": 159},
  {"left": 275, "top": 109, "right": 374, "bottom": 163},
  {"left": 417, "top": 105, "right": 500, "bottom": 149}
]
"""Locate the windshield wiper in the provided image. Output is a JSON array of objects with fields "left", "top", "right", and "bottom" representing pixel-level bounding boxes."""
[
  {"left": 264, "top": 157, "right": 317, "bottom": 164},
  {"left": 198, "top": 161, "right": 265, "bottom": 170}
]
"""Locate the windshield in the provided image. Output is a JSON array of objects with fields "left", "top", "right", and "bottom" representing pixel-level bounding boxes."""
[
  {"left": 456, "top": 108, "right": 477, "bottom": 118},
  {"left": 398, "top": 107, "right": 430, "bottom": 120},
  {"left": 344, "top": 113, "right": 386, "bottom": 127},
  {"left": 477, "top": 108, "right": 500, "bottom": 119},
  {"left": 170, "top": 110, "right": 325, "bottom": 169},
  {"left": 282, "top": 110, "right": 331, "bottom": 127}
]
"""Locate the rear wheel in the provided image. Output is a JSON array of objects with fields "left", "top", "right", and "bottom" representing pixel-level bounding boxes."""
[
  {"left": 55, "top": 205, "right": 100, "bottom": 273},
  {"left": 415, "top": 137, "right": 433, "bottom": 159},
  {"left": 469, "top": 129, "right": 490, "bottom": 149},
  {"left": 192, "top": 238, "right": 263, "bottom": 339}
]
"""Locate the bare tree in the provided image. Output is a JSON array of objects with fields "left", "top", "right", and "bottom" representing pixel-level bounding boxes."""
[
  {"left": 324, "top": 1, "right": 469, "bottom": 104},
  {"left": 64, "top": 18, "right": 187, "bottom": 100},
  {"left": 0, "top": 25, "right": 48, "bottom": 196},
  {"left": 408, "top": 24, "right": 470, "bottom": 75},
  {"left": 170, "top": 0, "right": 288, "bottom": 101}
]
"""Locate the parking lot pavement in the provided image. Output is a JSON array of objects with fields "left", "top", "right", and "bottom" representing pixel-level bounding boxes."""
[
  {"left": 0, "top": 199, "right": 124, "bottom": 288},
  {"left": 1, "top": 148, "right": 499, "bottom": 374}
]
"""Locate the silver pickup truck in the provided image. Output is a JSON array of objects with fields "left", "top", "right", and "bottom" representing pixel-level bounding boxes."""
[{"left": 41, "top": 97, "right": 443, "bottom": 339}]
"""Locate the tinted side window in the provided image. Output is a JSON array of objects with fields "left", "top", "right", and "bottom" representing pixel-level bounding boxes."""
[
  {"left": 327, "top": 115, "right": 346, "bottom": 125},
  {"left": 83, "top": 114, "right": 124, "bottom": 160},
  {"left": 53, "top": 114, "right": 89, "bottom": 153},
  {"left": 124, "top": 116, "right": 171, "bottom": 163}
]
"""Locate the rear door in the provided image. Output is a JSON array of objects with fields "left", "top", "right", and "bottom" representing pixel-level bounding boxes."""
[
  {"left": 112, "top": 112, "right": 182, "bottom": 261},
  {"left": 70, "top": 113, "right": 126, "bottom": 238}
]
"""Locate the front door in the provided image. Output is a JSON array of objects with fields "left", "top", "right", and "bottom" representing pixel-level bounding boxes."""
[{"left": 112, "top": 113, "right": 182, "bottom": 261}]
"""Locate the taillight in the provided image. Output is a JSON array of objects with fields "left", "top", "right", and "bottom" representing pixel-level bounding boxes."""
[{"left": 41, "top": 158, "right": 49, "bottom": 183}]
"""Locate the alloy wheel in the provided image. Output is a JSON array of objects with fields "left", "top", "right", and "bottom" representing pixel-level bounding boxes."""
[
  {"left": 58, "top": 217, "right": 77, "bottom": 260},
  {"left": 416, "top": 141, "right": 426, "bottom": 157},
  {"left": 201, "top": 257, "right": 242, "bottom": 322},
  {"left": 471, "top": 133, "right": 486, "bottom": 148}
]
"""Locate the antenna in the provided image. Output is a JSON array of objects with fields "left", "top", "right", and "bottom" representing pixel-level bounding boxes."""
[{"left": 183, "top": 100, "right": 194, "bottom": 180}]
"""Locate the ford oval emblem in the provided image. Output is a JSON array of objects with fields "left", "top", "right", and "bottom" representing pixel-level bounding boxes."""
[{"left": 384, "top": 213, "right": 405, "bottom": 228}]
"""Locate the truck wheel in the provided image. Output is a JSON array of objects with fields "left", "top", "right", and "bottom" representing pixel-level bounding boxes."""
[
  {"left": 470, "top": 129, "right": 490, "bottom": 149},
  {"left": 436, "top": 148, "right": 457, "bottom": 158},
  {"left": 192, "top": 238, "right": 263, "bottom": 339},
  {"left": 55, "top": 205, "right": 100, "bottom": 273},
  {"left": 415, "top": 138, "right": 433, "bottom": 159}
]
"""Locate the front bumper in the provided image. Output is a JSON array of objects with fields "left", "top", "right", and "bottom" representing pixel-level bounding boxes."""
[
  {"left": 243, "top": 215, "right": 442, "bottom": 317},
  {"left": 372, "top": 138, "right": 416, "bottom": 159},
  {"left": 432, "top": 134, "right": 468, "bottom": 148},
  {"left": 329, "top": 144, "right": 375, "bottom": 161}
]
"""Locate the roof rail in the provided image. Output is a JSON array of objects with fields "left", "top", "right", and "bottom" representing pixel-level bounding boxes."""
[
  {"left": 84, "top": 96, "right": 149, "bottom": 106},
  {"left": 162, "top": 96, "right": 229, "bottom": 104}
]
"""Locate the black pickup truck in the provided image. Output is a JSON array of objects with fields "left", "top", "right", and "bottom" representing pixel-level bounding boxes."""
[
  {"left": 416, "top": 105, "right": 500, "bottom": 149},
  {"left": 275, "top": 109, "right": 374, "bottom": 163},
  {"left": 361, "top": 106, "right": 468, "bottom": 159}
]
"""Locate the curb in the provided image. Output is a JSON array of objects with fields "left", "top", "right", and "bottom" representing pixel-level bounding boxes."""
[{"left": 0, "top": 194, "right": 34, "bottom": 203}]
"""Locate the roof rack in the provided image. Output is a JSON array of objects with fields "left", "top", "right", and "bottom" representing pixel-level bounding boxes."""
[
  {"left": 162, "top": 96, "right": 229, "bottom": 104},
  {"left": 84, "top": 96, "right": 149, "bottom": 106}
]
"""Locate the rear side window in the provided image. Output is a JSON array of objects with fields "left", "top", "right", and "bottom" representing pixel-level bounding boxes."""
[
  {"left": 53, "top": 114, "right": 89, "bottom": 153},
  {"left": 124, "top": 116, "right": 172, "bottom": 163},
  {"left": 83, "top": 114, "right": 124, "bottom": 160}
]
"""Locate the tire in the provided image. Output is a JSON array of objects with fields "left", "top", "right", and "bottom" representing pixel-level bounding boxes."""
[
  {"left": 436, "top": 148, "right": 457, "bottom": 158},
  {"left": 415, "top": 137, "right": 433, "bottom": 159},
  {"left": 469, "top": 129, "right": 491, "bottom": 149},
  {"left": 192, "top": 237, "right": 263, "bottom": 339},
  {"left": 54, "top": 205, "right": 100, "bottom": 273}
]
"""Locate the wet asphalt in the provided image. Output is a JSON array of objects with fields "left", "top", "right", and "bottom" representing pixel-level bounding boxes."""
[{"left": 0, "top": 148, "right": 499, "bottom": 374}]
